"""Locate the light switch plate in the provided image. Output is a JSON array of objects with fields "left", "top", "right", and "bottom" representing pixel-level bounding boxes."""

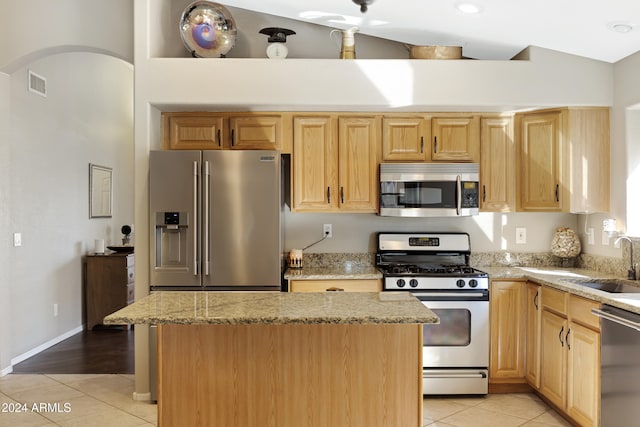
[
  {"left": 602, "top": 230, "right": 610, "bottom": 246},
  {"left": 516, "top": 227, "right": 527, "bottom": 244},
  {"left": 587, "top": 228, "right": 595, "bottom": 245},
  {"left": 13, "top": 232, "right": 22, "bottom": 247}
]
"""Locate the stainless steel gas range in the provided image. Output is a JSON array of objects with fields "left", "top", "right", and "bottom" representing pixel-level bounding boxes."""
[{"left": 376, "top": 232, "right": 490, "bottom": 395}]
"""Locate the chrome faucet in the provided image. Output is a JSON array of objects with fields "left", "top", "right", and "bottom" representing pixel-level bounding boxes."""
[{"left": 615, "top": 236, "right": 637, "bottom": 280}]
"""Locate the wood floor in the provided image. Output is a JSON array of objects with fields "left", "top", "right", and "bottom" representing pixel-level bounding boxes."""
[{"left": 12, "top": 326, "right": 134, "bottom": 374}]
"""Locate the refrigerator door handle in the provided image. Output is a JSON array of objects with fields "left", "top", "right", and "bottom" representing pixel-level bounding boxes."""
[
  {"left": 204, "top": 160, "right": 210, "bottom": 276},
  {"left": 193, "top": 161, "right": 199, "bottom": 276}
]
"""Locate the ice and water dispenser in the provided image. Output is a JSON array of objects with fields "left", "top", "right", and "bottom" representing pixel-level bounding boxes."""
[{"left": 154, "top": 212, "right": 189, "bottom": 270}]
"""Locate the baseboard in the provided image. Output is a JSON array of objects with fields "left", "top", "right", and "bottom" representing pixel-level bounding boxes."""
[
  {"left": 133, "top": 392, "right": 151, "bottom": 401},
  {"left": 10, "top": 325, "right": 84, "bottom": 366},
  {"left": 1, "top": 365, "right": 13, "bottom": 377}
]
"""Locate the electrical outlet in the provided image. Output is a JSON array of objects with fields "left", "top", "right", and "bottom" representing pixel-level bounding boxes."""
[
  {"left": 516, "top": 227, "right": 527, "bottom": 244},
  {"left": 53, "top": 304, "right": 58, "bottom": 317},
  {"left": 587, "top": 228, "right": 595, "bottom": 245},
  {"left": 323, "top": 224, "right": 332, "bottom": 238},
  {"left": 13, "top": 232, "right": 21, "bottom": 247},
  {"left": 602, "top": 230, "right": 610, "bottom": 246}
]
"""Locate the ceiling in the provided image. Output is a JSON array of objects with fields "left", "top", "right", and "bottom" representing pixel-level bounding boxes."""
[{"left": 220, "top": 0, "right": 640, "bottom": 63}]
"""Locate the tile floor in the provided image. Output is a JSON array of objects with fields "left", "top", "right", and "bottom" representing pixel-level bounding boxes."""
[{"left": 0, "top": 374, "right": 571, "bottom": 426}]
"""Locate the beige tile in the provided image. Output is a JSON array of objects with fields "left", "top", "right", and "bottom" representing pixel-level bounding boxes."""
[
  {"left": 38, "top": 395, "right": 115, "bottom": 423},
  {"left": 441, "top": 406, "right": 529, "bottom": 427},
  {"left": 424, "top": 422, "right": 458, "bottom": 427},
  {"left": 525, "top": 409, "right": 573, "bottom": 427},
  {"left": 423, "top": 397, "right": 470, "bottom": 421},
  {"left": 55, "top": 410, "right": 151, "bottom": 427},
  {"left": 0, "top": 375, "right": 60, "bottom": 395},
  {"left": 0, "top": 393, "right": 57, "bottom": 427},
  {"left": 9, "top": 383, "right": 84, "bottom": 406},
  {"left": 476, "top": 393, "right": 548, "bottom": 419}
]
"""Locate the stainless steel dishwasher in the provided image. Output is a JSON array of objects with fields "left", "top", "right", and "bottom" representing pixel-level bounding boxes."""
[{"left": 592, "top": 304, "right": 640, "bottom": 426}]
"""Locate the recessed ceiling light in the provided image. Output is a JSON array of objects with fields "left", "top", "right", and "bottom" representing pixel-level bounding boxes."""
[
  {"left": 607, "top": 21, "right": 634, "bottom": 33},
  {"left": 456, "top": 2, "right": 482, "bottom": 14}
]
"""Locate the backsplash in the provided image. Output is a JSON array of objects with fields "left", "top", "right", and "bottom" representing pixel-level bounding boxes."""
[{"left": 300, "top": 244, "right": 639, "bottom": 280}]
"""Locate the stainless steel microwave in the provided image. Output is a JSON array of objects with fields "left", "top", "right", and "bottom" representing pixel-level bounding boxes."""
[{"left": 379, "top": 163, "right": 479, "bottom": 217}]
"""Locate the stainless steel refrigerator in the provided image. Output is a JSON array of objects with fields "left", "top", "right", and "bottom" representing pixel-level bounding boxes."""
[{"left": 149, "top": 150, "right": 283, "bottom": 290}]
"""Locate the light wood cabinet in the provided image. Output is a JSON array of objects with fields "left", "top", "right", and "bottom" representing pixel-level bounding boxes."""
[
  {"left": 163, "top": 113, "right": 225, "bottom": 150},
  {"left": 85, "top": 253, "right": 134, "bottom": 330},
  {"left": 480, "top": 116, "right": 515, "bottom": 212},
  {"left": 228, "top": 115, "right": 283, "bottom": 150},
  {"left": 288, "top": 279, "right": 382, "bottom": 292},
  {"left": 525, "top": 282, "right": 541, "bottom": 389},
  {"left": 162, "top": 112, "right": 291, "bottom": 152},
  {"left": 538, "top": 285, "right": 600, "bottom": 427},
  {"left": 381, "top": 116, "right": 429, "bottom": 161},
  {"left": 292, "top": 114, "right": 380, "bottom": 213},
  {"left": 516, "top": 107, "right": 610, "bottom": 213},
  {"left": 431, "top": 116, "right": 480, "bottom": 162},
  {"left": 489, "top": 280, "right": 527, "bottom": 387}
]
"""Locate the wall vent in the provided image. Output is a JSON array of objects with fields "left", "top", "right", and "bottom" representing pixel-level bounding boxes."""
[{"left": 28, "top": 69, "right": 47, "bottom": 97}]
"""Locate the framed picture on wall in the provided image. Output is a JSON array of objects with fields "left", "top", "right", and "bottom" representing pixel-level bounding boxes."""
[{"left": 89, "top": 163, "right": 113, "bottom": 218}]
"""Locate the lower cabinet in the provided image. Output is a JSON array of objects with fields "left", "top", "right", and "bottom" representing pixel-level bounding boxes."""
[
  {"left": 288, "top": 279, "right": 382, "bottom": 293},
  {"left": 492, "top": 280, "right": 601, "bottom": 426},
  {"left": 537, "top": 286, "right": 600, "bottom": 427},
  {"left": 489, "top": 280, "right": 527, "bottom": 386}
]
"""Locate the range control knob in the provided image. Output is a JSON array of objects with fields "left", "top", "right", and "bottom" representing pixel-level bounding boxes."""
[
  {"left": 469, "top": 279, "right": 478, "bottom": 288},
  {"left": 409, "top": 279, "right": 418, "bottom": 288},
  {"left": 396, "top": 279, "right": 406, "bottom": 288},
  {"left": 456, "top": 279, "right": 466, "bottom": 288}
]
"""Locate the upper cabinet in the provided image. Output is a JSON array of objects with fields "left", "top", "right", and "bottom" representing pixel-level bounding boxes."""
[
  {"left": 432, "top": 116, "right": 480, "bottom": 162},
  {"left": 381, "top": 116, "right": 430, "bottom": 161},
  {"left": 381, "top": 114, "right": 479, "bottom": 162},
  {"left": 480, "top": 115, "right": 515, "bottom": 212},
  {"left": 292, "top": 114, "right": 380, "bottom": 213},
  {"left": 162, "top": 112, "right": 291, "bottom": 152},
  {"left": 515, "top": 108, "right": 610, "bottom": 213}
]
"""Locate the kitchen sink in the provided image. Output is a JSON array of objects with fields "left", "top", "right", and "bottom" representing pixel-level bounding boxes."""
[{"left": 570, "top": 279, "right": 640, "bottom": 293}]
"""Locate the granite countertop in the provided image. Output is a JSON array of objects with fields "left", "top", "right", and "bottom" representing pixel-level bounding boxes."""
[
  {"left": 284, "top": 265, "right": 382, "bottom": 280},
  {"left": 103, "top": 291, "right": 437, "bottom": 325},
  {"left": 486, "top": 266, "right": 640, "bottom": 314}
]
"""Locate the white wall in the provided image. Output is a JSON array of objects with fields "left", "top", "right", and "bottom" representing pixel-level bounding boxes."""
[
  {"left": 0, "top": 72, "right": 12, "bottom": 373},
  {"left": 0, "top": 0, "right": 133, "bottom": 73},
  {"left": 1, "top": 52, "right": 133, "bottom": 371}
]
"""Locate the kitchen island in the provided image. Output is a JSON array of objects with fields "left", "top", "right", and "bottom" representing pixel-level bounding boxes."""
[{"left": 105, "top": 291, "right": 436, "bottom": 427}]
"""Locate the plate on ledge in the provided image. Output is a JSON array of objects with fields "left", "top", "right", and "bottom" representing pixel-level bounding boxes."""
[{"left": 107, "top": 246, "right": 134, "bottom": 253}]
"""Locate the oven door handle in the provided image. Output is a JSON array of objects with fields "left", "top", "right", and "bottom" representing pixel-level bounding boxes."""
[{"left": 413, "top": 291, "right": 488, "bottom": 299}]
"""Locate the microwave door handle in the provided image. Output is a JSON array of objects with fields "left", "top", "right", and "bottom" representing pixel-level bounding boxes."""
[{"left": 456, "top": 175, "right": 462, "bottom": 215}]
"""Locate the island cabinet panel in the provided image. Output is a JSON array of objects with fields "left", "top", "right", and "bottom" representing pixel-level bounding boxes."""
[{"left": 157, "top": 323, "right": 423, "bottom": 427}]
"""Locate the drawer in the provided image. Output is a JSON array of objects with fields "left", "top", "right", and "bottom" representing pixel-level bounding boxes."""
[
  {"left": 542, "top": 286, "right": 567, "bottom": 315},
  {"left": 289, "top": 279, "right": 382, "bottom": 293},
  {"left": 569, "top": 295, "right": 600, "bottom": 331},
  {"left": 126, "top": 266, "right": 135, "bottom": 284},
  {"left": 127, "top": 283, "right": 135, "bottom": 304}
]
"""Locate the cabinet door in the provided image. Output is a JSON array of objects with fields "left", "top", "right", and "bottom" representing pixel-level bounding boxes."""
[
  {"left": 566, "top": 322, "right": 600, "bottom": 427},
  {"left": 517, "top": 112, "right": 563, "bottom": 211},
  {"left": 162, "top": 113, "right": 224, "bottom": 150},
  {"left": 338, "top": 116, "right": 380, "bottom": 212},
  {"left": 489, "top": 281, "right": 526, "bottom": 381},
  {"left": 229, "top": 115, "right": 282, "bottom": 150},
  {"left": 540, "top": 309, "right": 567, "bottom": 409},
  {"left": 289, "top": 279, "right": 382, "bottom": 292},
  {"left": 381, "top": 116, "right": 429, "bottom": 161},
  {"left": 292, "top": 116, "right": 338, "bottom": 211},
  {"left": 431, "top": 116, "right": 479, "bottom": 161},
  {"left": 480, "top": 117, "right": 515, "bottom": 212},
  {"left": 525, "top": 282, "right": 542, "bottom": 389}
]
